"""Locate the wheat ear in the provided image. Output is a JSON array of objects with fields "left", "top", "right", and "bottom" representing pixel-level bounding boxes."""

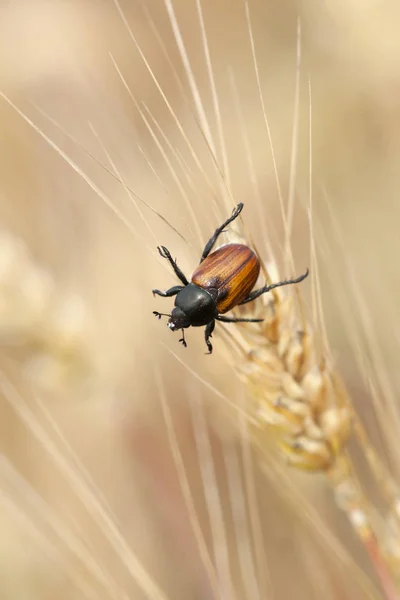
[
  {"left": 0, "top": 229, "right": 89, "bottom": 391},
  {"left": 216, "top": 232, "right": 400, "bottom": 599}
]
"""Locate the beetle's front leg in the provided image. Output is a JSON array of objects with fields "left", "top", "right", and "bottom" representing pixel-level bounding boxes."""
[
  {"left": 152, "top": 285, "right": 184, "bottom": 298},
  {"left": 204, "top": 320, "right": 215, "bottom": 354},
  {"left": 179, "top": 329, "right": 187, "bottom": 348},
  {"left": 200, "top": 203, "right": 244, "bottom": 262}
]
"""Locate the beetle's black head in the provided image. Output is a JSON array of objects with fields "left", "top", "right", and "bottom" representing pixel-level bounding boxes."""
[{"left": 168, "top": 307, "right": 191, "bottom": 331}]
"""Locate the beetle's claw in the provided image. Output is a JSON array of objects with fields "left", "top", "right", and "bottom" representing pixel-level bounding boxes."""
[
  {"left": 233, "top": 203, "right": 243, "bottom": 216},
  {"left": 179, "top": 337, "right": 187, "bottom": 348},
  {"left": 153, "top": 311, "right": 162, "bottom": 319},
  {"left": 205, "top": 342, "right": 213, "bottom": 354},
  {"left": 157, "top": 246, "right": 169, "bottom": 259}
]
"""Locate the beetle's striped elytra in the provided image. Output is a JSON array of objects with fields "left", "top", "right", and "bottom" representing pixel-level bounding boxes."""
[{"left": 192, "top": 243, "right": 260, "bottom": 313}]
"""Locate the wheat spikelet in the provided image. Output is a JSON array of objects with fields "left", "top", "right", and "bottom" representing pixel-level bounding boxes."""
[{"left": 233, "top": 261, "right": 351, "bottom": 472}]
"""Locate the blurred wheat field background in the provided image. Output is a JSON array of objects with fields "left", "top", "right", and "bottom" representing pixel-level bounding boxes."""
[{"left": 1, "top": 1, "right": 400, "bottom": 599}]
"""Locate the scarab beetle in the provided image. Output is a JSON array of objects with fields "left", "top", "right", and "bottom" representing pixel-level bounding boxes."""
[{"left": 153, "top": 203, "right": 308, "bottom": 354}]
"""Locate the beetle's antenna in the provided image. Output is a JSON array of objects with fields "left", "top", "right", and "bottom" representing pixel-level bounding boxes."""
[
  {"left": 179, "top": 329, "right": 187, "bottom": 348},
  {"left": 153, "top": 311, "right": 171, "bottom": 320}
]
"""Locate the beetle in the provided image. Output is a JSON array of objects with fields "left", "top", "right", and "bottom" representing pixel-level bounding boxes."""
[{"left": 153, "top": 202, "right": 308, "bottom": 354}]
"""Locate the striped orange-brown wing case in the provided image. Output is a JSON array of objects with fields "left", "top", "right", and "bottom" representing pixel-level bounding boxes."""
[{"left": 191, "top": 243, "right": 260, "bottom": 314}]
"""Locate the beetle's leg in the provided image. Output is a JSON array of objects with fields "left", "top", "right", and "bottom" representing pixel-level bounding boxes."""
[
  {"left": 239, "top": 268, "right": 309, "bottom": 305},
  {"left": 200, "top": 203, "right": 244, "bottom": 262},
  {"left": 157, "top": 246, "right": 189, "bottom": 285},
  {"left": 152, "top": 285, "right": 184, "bottom": 298},
  {"left": 179, "top": 329, "right": 187, "bottom": 348},
  {"left": 204, "top": 320, "right": 215, "bottom": 354},
  {"left": 216, "top": 315, "right": 264, "bottom": 323}
]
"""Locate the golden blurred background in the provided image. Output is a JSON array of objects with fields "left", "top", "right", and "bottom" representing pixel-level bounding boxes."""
[{"left": 1, "top": 0, "right": 400, "bottom": 598}]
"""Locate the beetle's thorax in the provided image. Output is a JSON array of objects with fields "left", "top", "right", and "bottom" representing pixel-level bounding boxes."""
[{"left": 170, "top": 283, "right": 217, "bottom": 328}]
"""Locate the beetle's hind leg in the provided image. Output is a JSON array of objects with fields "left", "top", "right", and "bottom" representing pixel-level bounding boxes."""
[
  {"left": 239, "top": 268, "right": 309, "bottom": 305},
  {"left": 157, "top": 246, "right": 189, "bottom": 285},
  {"left": 200, "top": 203, "right": 244, "bottom": 262},
  {"left": 152, "top": 285, "right": 184, "bottom": 298},
  {"left": 204, "top": 320, "right": 215, "bottom": 354}
]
